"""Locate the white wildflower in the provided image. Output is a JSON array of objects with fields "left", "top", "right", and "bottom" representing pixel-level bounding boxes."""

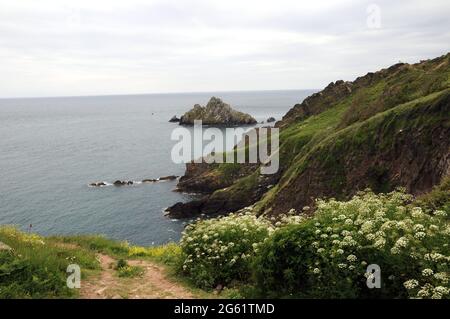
[
  {"left": 414, "top": 231, "right": 426, "bottom": 240},
  {"left": 434, "top": 272, "right": 448, "bottom": 284},
  {"left": 403, "top": 279, "right": 419, "bottom": 290},
  {"left": 433, "top": 210, "right": 447, "bottom": 217},
  {"left": 422, "top": 269, "right": 434, "bottom": 277}
]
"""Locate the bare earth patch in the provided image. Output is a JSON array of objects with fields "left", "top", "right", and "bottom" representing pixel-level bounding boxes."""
[{"left": 80, "top": 254, "right": 194, "bottom": 299}]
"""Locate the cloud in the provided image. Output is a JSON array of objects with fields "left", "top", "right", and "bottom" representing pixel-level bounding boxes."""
[{"left": 0, "top": 0, "right": 449, "bottom": 97}]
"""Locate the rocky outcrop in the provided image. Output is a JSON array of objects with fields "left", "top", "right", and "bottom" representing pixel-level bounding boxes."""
[
  {"left": 89, "top": 175, "right": 179, "bottom": 187},
  {"left": 159, "top": 175, "right": 178, "bottom": 181},
  {"left": 166, "top": 172, "right": 279, "bottom": 218},
  {"left": 114, "top": 180, "right": 133, "bottom": 186},
  {"left": 277, "top": 80, "right": 353, "bottom": 128},
  {"left": 142, "top": 179, "right": 157, "bottom": 183},
  {"left": 169, "top": 115, "right": 180, "bottom": 122},
  {"left": 179, "top": 97, "right": 257, "bottom": 126},
  {"left": 267, "top": 117, "right": 276, "bottom": 123},
  {"left": 89, "top": 182, "right": 106, "bottom": 187}
]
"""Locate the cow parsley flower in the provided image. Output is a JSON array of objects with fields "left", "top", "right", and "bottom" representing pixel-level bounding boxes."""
[
  {"left": 434, "top": 272, "right": 448, "bottom": 284},
  {"left": 422, "top": 269, "right": 434, "bottom": 277},
  {"left": 431, "top": 286, "right": 449, "bottom": 299},
  {"left": 411, "top": 207, "right": 424, "bottom": 218},
  {"left": 413, "top": 231, "right": 426, "bottom": 240},
  {"left": 433, "top": 210, "right": 447, "bottom": 217},
  {"left": 396, "top": 237, "right": 409, "bottom": 248},
  {"left": 403, "top": 279, "right": 419, "bottom": 290}
]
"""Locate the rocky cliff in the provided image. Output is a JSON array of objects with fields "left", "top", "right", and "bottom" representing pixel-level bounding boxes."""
[
  {"left": 167, "top": 53, "right": 450, "bottom": 218},
  {"left": 179, "top": 97, "right": 257, "bottom": 126}
]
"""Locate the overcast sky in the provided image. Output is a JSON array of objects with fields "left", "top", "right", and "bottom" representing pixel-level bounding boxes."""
[{"left": 0, "top": 0, "right": 449, "bottom": 98}]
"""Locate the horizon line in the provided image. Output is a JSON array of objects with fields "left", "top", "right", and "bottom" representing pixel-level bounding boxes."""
[{"left": 0, "top": 88, "right": 319, "bottom": 101}]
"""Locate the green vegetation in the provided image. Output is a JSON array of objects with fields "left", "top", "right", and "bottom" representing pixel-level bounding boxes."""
[
  {"left": 254, "top": 190, "right": 449, "bottom": 298},
  {"left": 115, "top": 259, "right": 144, "bottom": 278},
  {"left": 259, "top": 86, "right": 450, "bottom": 215},
  {"left": 416, "top": 177, "right": 450, "bottom": 213},
  {"left": 1, "top": 188, "right": 448, "bottom": 299},
  {"left": 0, "top": 228, "right": 185, "bottom": 298},
  {"left": 178, "top": 209, "right": 272, "bottom": 288},
  {"left": 177, "top": 190, "right": 450, "bottom": 299},
  {"left": 0, "top": 227, "right": 99, "bottom": 298}
]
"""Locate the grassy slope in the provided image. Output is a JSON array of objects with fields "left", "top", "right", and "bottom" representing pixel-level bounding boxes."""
[
  {"left": 0, "top": 227, "right": 229, "bottom": 299},
  {"left": 246, "top": 54, "right": 450, "bottom": 215},
  {"left": 0, "top": 227, "right": 99, "bottom": 298},
  {"left": 265, "top": 88, "right": 450, "bottom": 214}
]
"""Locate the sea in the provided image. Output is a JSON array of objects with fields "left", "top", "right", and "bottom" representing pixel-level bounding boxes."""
[{"left": 0, "top": 90, "right": 314, "bottom": 245}]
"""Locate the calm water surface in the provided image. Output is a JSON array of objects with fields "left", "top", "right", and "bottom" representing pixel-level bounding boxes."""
[{"left": 0, "top": 90, "right": 313, "bottom": 245}]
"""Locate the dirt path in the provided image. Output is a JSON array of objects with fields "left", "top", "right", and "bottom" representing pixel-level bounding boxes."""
[{"left": 80, "top": 254, "right": 195, "bottom": 299}]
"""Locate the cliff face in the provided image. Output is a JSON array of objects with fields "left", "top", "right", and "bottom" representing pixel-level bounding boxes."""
[
  {"left": 268, "top": 90, "right": 450, "bottom": 215},
  {"left": 179, "top": 97, "right": 257, "bottom": 126},
  {"left": 167, "top": 53, "right": 450, "bottom": 218}
]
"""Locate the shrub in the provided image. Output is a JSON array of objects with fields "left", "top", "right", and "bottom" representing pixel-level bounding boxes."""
[
  {"left": 253, "top": 190, "right": 449, "bottom": 299},
  {"left": 179, "top": 209, "right": 273, "bottom": 288},
  {"left": 416, "top": 176, "right": 450, "bottom": 213},
  {"left": 114, "top": 260, "right": 144, "bottom": 278},
  {"left": 0, "top": 250, "right": 73, "bottom": 298},
  {"left": 128, "top": 242, "right": 181, "bottom": 265},
  {"left": 116, "top": 259, "right": 128, "bottom": 269}
]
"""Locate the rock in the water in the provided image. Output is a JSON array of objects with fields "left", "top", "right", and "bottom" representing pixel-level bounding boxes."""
[
  {"left": 179, "top": 97, "right": 257, "bottom": 126},
  {"left": 159, "top": 175, "right": 178, "bottom": 181},
  {"left": 169, "top": 115, "right": 180, "bottom": 122},
  {"left": 267, "top": 117, "right": 276, "bottom": 122},
  {"left": 142, "top": 178, "right": 157, "bottom": 183},
  {"left": 166, "top": 199, "right": 206, "bottom": 219},
  {"left": 90, "top": 182, "right": 106, "bottom": 187},
  {"left": 113, "top": 180, "right": 126, "bottom": 186}
]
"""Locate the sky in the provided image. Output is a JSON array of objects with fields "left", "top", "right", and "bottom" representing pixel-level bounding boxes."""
[{"left": 0, "top": 0, "right": 449, "bottom": 98}]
